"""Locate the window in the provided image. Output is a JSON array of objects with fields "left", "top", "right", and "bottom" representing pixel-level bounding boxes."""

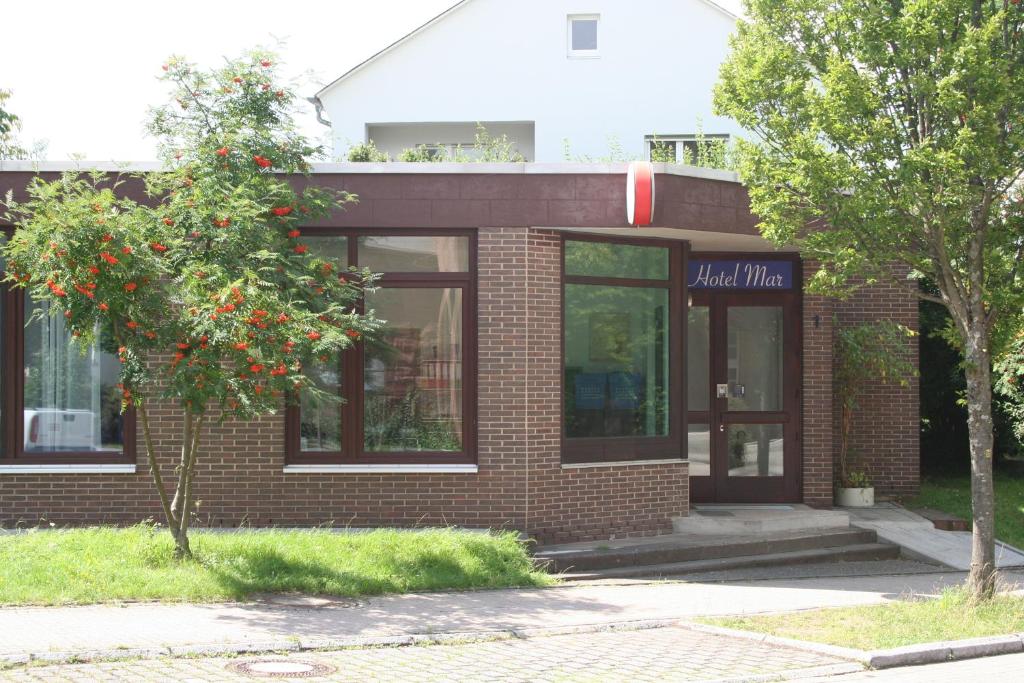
[
  {"left": 562, "top": 237, "right": 685, "bottom": 464},
  {"left": 22, "top": 297, "right": 125, "bottom": 455},
  {"left": 645, "top": 134, "right": 732, "bottom": 164},
  {"left": 0, "top": 231, "right": 134, "bottom": 464},
  {"left": 568, "top": 14, "right": 600, "bottom": 57},
  {"left": 418, "top": 143, "right": 473, "bottom": 161},
  {"left": 289, "top": 230, "right": 476, "bottom": 465}
]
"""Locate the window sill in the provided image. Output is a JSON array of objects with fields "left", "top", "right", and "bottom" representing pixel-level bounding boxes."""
[
  {"left": 561, "top": 458, "right": 686, "bottom": 470},
  {"left": 0, "top": 464, "right": 137, "bottom": 474},
  {"left": 283, "top": 463, "right": 479, "bottom": 474}
]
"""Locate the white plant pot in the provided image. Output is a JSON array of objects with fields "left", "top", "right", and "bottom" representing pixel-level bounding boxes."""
[{"left": 836, "top": 486, "right": 875, "bottom": 507}]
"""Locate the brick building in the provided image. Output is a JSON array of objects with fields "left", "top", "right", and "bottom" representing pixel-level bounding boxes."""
[{"left": 0, "top": 162, "right": 918, "bottom": 543}]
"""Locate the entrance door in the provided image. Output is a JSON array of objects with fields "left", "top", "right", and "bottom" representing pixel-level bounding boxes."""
[{"left": 688, "top": 291, "right": 801, "bottom": 503}]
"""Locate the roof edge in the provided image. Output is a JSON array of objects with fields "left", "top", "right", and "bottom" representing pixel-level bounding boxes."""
[
  {"left": 316, "top": 0, "right": 739, "bottom": 99},
  {"left": 0, "top": 160, "right": 740, "bottom": 183},
  {"left": 315, "top": 0, "right": 476, "bottom": 99},
  {"left": 699, "top": 0, "right": 739, "bottom": 21}
]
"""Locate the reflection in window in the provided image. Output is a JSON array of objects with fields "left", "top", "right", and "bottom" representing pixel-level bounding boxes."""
[
  {"left": 298, "top": 236, "right": 347, "bottom": 451},
  {"left": 688, "top": 424, "right": 710, "bottom": 476},
  {"left": 564, "top": 284, "right": 668, "bottom": 438},
  {"left": 364, "top": 288, "right": 463, "bottom": 452},
  {"left": 304, "top": 235, "right": 348, "bottom": 266},
  {"left": 299, "top": 353, "right": 342, "bottom": 452},
  {"left": 0, "top": 240, "right": 3, "bottom": 455},
  {"left": 23, "top": 297, "right": 123, "bottom": 453},
  {"left": 687, "top": 306, "right": 710, "bottom": 412},
  {"left": 727, "top": 307, "right": 784, "bottom": 411},
  {"left": 564, "top": 241, "right": 669, "bottom": 280},
  {"left": 727, "top": 424, "right": 784, "bottom": 477},
  {"left": 358, "top": 236, "right": 469, "bottom": 272}
]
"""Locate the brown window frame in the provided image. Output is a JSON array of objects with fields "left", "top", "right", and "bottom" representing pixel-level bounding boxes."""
[
  {"left": 285, "top": 228, "right": 478, "bottom": 465},
  {"left": 0, "top": 227, "right": 137, "bottom": 465},
  {"left": 561, "top": 233, "right": 687, "bottom": 465}
]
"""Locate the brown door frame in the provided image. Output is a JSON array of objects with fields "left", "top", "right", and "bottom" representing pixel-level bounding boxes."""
[{"left": 688, "top": 254, "right": 803, "bottom": 504}]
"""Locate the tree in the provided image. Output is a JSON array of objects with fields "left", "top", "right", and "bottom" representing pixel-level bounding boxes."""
[
  {"left": 0, "top": 89, "right": 29, "bottom": 160},
  {"left": 715, "top": 1, "right": 1024, "bottom": 599},
  {"left": 834, "top": 321, "right": 917, "bottom": 487},
  {"left": 2, "top": 51, "right": 378, "bottom": 558}
]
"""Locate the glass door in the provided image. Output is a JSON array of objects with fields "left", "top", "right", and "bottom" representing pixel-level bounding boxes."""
[{"left": 689, "top": 292, "right": 800, "bottom": 503}]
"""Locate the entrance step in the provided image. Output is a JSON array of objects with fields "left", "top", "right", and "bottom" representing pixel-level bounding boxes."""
[
  {"left": 672, "top": 504, "right": 850, "bottom": 535},
  {"left": 535, "top": 527, "right": 883, "bottom": 574},
  {"left": 554, "top": 541, "right": 902, "bottom": 581}
]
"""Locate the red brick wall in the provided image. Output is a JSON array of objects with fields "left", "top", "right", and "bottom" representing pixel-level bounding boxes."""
[
  {"left": 802, "top": 260, "right": 835, "bottom": 506},
  {"left": 524, "top": 230, "right": 688, "bottom": 544},
  {"left": 833, "top": 273, "right": 920, "bottom": 497},
  {"left": 0, "top": 171, "right": 920, "bottom": 539},
  {"left": 0, "top": 224, "right": 689, "bottom": 543},
  {"left": 0, "top": 227, "right": 533, "bottom": 533}
]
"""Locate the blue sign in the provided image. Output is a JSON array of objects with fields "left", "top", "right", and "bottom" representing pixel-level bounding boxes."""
[{"left": 688, "top": 260, "right": 793, "bottom": 290}]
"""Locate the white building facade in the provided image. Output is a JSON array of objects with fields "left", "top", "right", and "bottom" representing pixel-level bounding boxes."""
[{"left": 315, "top": 0, "right": 742, "bottom": 162}]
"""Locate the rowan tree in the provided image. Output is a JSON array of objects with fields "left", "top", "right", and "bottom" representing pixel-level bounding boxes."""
[
  {"left": 2, "top": 51, "right": 378, "bottom": 558},
  {"left": 715, "top": 1, "right": 1024, "bottom": 598}
]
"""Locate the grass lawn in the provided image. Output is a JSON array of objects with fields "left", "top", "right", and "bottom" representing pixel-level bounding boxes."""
[
  {"left": 907, "top": 472, "right": 1024, "bottom": 549},
  {"left": 0, "top": 526, "right": 552, "bottom": 606},
  {"left": 702, "top": 588, "right": 1024, "bottom": 651}
]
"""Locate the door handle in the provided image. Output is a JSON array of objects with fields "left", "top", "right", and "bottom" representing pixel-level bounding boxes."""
[{"left": 719, "top": 422, "right": 725, "bottom": 433}]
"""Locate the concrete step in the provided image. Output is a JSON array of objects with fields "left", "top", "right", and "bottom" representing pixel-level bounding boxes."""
[
  {"left": 535, "top": 528, "right": 879, "bottom": 573},
  {"left": 672, "top": 505, "right": 851, "bottom": 536},
  {"left": 557, "top": 542, "right": 902, "bottom": 581}
]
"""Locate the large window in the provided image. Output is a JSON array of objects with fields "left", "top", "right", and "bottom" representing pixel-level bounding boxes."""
[
  {"left": 0, "top": 266, "right": 133, "bottom": 464},
  {"left": 22, "top": 297, "right": 125, "bottom": 454},
  {"left": 289, "top": 230, "right": 476, "bottom": 465},
  {"left": 562, "top": 237, "right": 685, "bottom": 464}
]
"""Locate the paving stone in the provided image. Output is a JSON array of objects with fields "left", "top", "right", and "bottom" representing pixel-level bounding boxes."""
[{"left": 0, "top": 625, "right": 850, "bottom": 682}]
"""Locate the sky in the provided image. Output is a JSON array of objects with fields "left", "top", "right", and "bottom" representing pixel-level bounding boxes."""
[{"left": 1, "top": 0, "right": 743, "bottom": 161}]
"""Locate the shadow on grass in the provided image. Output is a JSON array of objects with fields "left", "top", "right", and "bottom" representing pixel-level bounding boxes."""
[
  {"left": 198, "top": 537, "right": 546, "bottom": 602},
  {"left": 201, "top": 551, "right": 376, "bottom": 601}
]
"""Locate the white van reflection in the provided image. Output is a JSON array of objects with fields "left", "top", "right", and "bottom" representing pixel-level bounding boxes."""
[{"left": 23, "top": 409, "right": 97, "bottom": 451}]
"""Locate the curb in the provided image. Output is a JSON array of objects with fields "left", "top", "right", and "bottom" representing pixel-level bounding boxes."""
[
  {"left": 679, "top": 621, "right": 1024, "bottom": 669},
  {"left": 0, "top": 618, "right": 680, "bottom": 670},
  {"left": 701, "top": 662, "right": 865, "bottom": 683}
]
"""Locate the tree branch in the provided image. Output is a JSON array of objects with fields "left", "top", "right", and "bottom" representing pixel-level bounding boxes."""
[
  {"left": 178, "top": 412, "right": 204, "bottom": 540},
  {"left": 169, "top": 410, "right": 193, "bottom": 523}
]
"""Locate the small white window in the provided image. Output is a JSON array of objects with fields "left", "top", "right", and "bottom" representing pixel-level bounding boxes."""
[
  {"left": 568, "top": 14, "right": 599, "bottom": 57},
  {"left": 645, "top": 134, "right": 732, "bottom": 164}
]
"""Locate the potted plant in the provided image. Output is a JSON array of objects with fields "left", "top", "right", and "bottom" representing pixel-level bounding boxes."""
[
  {"left": 834, "top": 321, "right": 916, "bottom": 507},
  {"left": 837, "top": 468, "right": 874, "bottom": 507}
]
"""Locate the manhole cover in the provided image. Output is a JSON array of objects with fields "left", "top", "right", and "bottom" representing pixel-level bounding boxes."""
[{"left": 228, "top": 659, "right": 336, "bottom": 678}]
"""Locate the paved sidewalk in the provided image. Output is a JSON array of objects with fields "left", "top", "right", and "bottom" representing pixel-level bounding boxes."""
[
  {"left": 0, "top": 624, "right": 858, "bottom": 682},
  {"left": 848, "top": 504, "right": 1024, "bottom": 570},
  {"left": 1, "top": 570, "right": 1011, "bottom": 659}
]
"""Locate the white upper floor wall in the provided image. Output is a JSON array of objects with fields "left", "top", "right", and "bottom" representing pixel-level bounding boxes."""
[{"left": 317, "top": 0, "right": 742, "bottom": 162}]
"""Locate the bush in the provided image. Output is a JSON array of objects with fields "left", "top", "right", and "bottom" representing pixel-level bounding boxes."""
[{"left": 347, "top": 139, "right": 388, "bottom": 162}]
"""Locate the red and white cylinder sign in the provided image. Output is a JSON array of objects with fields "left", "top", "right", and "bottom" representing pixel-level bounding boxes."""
[{"left": 626, "top": 161, "right": 655, "bottom": 227}]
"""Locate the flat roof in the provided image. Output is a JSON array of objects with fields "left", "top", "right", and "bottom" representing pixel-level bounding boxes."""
[{"left": 0, "top": 161, "right": 740, "bottom": 184}]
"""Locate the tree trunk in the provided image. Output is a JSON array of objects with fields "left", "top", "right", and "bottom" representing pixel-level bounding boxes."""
[
  {"left": 137, "top": 398, "right": 187, "bottom": 556},
  {"left": 167, "top": 411, "right": 204, "bottom": 560},
  {"left": 963, "top": 326, "right": 998, "bottom": 599},
  {"left": 138, "top": 399, "right": 203, "bottom": 561}
]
